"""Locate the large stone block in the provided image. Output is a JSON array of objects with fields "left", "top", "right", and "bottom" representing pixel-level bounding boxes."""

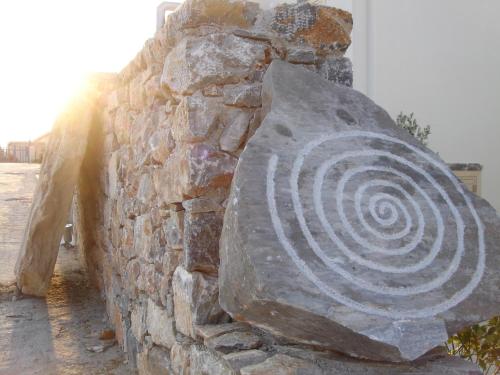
[
  {"left": 172, "top": 92, "right": 223, "bottom": 143},
  {"left": 271, "top": 2, "right": 352, "bottom": 55},
  {"left": 147, "top": 299, "right": 177, "bottom": 349},
  {"left": 183, "top": 209, "right": 224, "bottom": 274},
  {"left": 220, "top": 61, "right": 500, "bottom": 362},
  {"left": 162, "top": 33, "right": 267, "bottom": 95},
  {"left": 155, "top": 143, "right": 238, "bottom": 205},
  {"left": 165, "top": 0, "right": 260, "bottom": 44},
  {"left": 189, "top": 345, "right": 235, "bottom": 375},
  {"left": 173, "top": 266, "right": 228, "bottom": 338},
  {"left": 15, "top": 84, "right": 106, "bottom": 297}
]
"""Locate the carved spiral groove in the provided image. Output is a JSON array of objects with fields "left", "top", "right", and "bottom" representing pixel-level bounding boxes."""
[{"left": 267, "top": 131, "right": 485, "bottom": 319}]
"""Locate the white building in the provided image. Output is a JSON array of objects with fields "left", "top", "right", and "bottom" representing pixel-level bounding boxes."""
[{"left": 350, "top": 0, "right": 500, "bottom": 211}]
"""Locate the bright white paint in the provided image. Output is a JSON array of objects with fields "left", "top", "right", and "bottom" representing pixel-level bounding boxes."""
[
  {"left": 352, "top": 0, "right": 500, "bottom": 211},
  {"left": 267, "top": 131, "right": 485, "bottom": 319}
]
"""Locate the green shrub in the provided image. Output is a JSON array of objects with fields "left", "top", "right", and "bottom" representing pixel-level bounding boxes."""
[
  {"left": 395, "top": 112, "right": 431, "bottom": 146},
  {"left": 446, "top": 317, "right": 500, "bottom": 374}
]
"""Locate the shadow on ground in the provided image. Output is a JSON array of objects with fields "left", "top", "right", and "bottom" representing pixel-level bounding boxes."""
[{"left": 0, "top": 248, "right": 135, "bottom": 375}]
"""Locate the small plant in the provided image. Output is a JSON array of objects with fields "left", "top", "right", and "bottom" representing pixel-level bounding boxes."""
[
  {"left": 396, "top": 112, "right": 431, "bottom": 146},
  {"left": 446, "top": 317, "right": 500, "bottom": 374}
]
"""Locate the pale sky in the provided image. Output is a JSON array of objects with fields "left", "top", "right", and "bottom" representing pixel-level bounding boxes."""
[{"left": 0, "top": 0, "right": 182, "bottom": 147}]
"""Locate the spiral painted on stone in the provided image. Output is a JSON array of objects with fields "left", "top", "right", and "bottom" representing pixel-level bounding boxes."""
[{"left": 266, "top": 131, "right": 485, "bottom": 319}]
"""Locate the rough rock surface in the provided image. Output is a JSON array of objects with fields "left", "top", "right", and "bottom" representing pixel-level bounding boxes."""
[
  {"left": 239, "top": 350, "right": 482, "bottom": 375},
  {"left": 220, "top": 61, "right": 500, "bottom": 362},
  {"left": 15, "top": 82, "right": 111, "bottom": 297}
]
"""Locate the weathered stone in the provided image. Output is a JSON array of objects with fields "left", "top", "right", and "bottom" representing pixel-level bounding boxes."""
[
  {"left": 172, "top": 92, "right": 223, "bottom": 143},
  {"left": 261, "top": 346, "right": 482, "bottom": 375},
  {"left": 165, "top": 210, "right": 184, "bottom": 250},
  {"left": 134, "top": 214, "right": 153, "bottom": 259},
  {"left": 240, "top": 354, "right": 313, "bottom": 375},
  {"left": 171, "top": 342, "right": 191, "bottom": 375},
  {"left": 131, "top": 302, "right": 148, "bottom": 342},
  {"left": 137, "top": 346, "right": 172, "bottom": 375},
  {"left": 173, "top": 266, "right": 228, "bottom": 338},
  {"left": 114, "top": 107, "right": 133, "bottom": 145},
  {"left": 137, "top": 173, "right": 155, "bottom": 204},
  {"left": 223, "top": 84, "right": 262, "bottom": 108},
  {"left": 271, "top": 2, "right": 352, "bottom": 54},
  {"left": 220, "top": 108, "right": 252, "bottom": 152},
  {"left": 202, "top": 84, "right": 223, "bottom": 97},
  {"left": 183, "top": 210, "right": 223, "bottom": 274},
  {"left": 287, "top": 48, "right": 316, "bottom": 65},
  {"left": 155, "top": 143, "right": 238, "bottom": 205},
  {"left": 182, "top": 197, "right": 224, "bottom": 214},
  {"left": 195, "top": 322, "right": 251, "bottom": 341},
  {"left": 108, "top": 151, "right": 120, "bottom": 199},
  {"left": 162, "top": 33, "right": 267, "bottom": 95},
  {"left": 206, "top": 331, "right": 263, "bottom": 354},
  {"left": 147, "top": 299, "right": 177, "bottom": 349},
  {"left": 220, "top": 61, "right": 500, "bottom": 361},
  {"left": 189, "top": 345, "right": 235, "bottom": 375},
  {"left": 319, "top": 56, "right": 353, "bottom": 87},
  {"left": 166, "top": 0, "right": 260, "bottom": 43},
  {"left": 15, "top": 86, "right": 104, "bottom": 297},
  {"left": 223, "top": 350, "right": 269, "bottom": 373}
]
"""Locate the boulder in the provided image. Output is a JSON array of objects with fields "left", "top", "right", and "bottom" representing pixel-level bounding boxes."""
[
  {"left": 219, "top": 61, "right": 500, "bottom": 362},
  {"left": 15, "top": 84, "right": 106, "bottom": 297}
]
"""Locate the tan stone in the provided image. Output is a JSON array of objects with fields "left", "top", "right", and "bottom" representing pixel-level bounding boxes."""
[
  {"left": 15, "top": 84, "right": 104, "bottom": 297},
  {"left": 172, "top": 92, "right": 223, "bottom": 143},
  {"left": 173, "top": 266, "right": 228, "bottom": 338},
  {"left": 147, "top": 299, "right": 177, "bottom": 349},
  {"left": 155, "top": 143, "right": 237, "bottom": 205},
  {"left": 162, "top": 33, "right": 267, "bottom": 95}
]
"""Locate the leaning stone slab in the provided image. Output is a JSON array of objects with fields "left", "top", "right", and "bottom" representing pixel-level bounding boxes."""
[
  {"left": 15, "top": 82, "right": 109, "bottom": 297},
  {"left": 220, "top": 61, "right": 500, "bottom": 362}
]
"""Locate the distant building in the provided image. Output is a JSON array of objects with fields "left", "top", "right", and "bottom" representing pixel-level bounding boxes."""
[{"left": 6, "top": 133, "right": 50, "bottom": 163}]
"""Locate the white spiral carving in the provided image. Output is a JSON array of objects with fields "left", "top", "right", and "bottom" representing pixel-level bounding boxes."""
[{"left": 266, "top": 131, "right": 485, "bottom": 319}]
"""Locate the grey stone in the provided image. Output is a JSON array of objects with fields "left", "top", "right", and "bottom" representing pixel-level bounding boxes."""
[
  {"left": 138, "top": 346, "right": 172, "bottom": 375},
  {"left": 220, "top": 108, "right": 252, "bottom": 153},
  {"left": 189, "top": 345, "right": 236, "bottom": 375},
  {"left": 183, "top": 209, "right": 224, "bottom": 274},
  {"left": 206, "top": 331, "right": 263, "bottom": 354},
  {"left": 195, "top": 322, "right": 252, "bottom": 341},
  {"left": 271, "top": 346, "right": 482, "bottom": 375},
  {"left": 240, "top": 351, "right": 481, "bottom": 375},
  {"left": 220, "top": 61, "right": 500, "bottom": 362},
  {"left": 173, "top": 266, "right": 228, "bottom": 338},
  {"left": 223, "top": 84, "right": 262, "bottom": 108},
  {"left": 319, "top": 56, "right": 353, "bottom": 87},
  {"left": 223, "top": 350, "right": 269, "bottom": 373},
  {"left": 287, "top": 49, "right": 316, "bottom": 65},
  {"left": 147, "top": 299, "right": 177, "bottom": 349},
  {"left": 162, "top": 33, "right": 267, "bottom": 95}
]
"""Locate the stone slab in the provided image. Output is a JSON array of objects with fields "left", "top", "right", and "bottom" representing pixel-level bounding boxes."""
[
  {"left": 220, "top": 61, "right": 500, "bottom": 361},
  {"left": 15, "top": 86, "right": 104, "bottom": 297}
]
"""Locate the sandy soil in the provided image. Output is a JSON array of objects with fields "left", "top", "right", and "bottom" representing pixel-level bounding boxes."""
[{"left": 0, "top": 163, "right": 135, "bottom": 375}]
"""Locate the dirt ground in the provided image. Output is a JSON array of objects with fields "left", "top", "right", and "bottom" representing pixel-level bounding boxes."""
[{"left": 0, "top": 164, "right": 135, "bottom": 375}]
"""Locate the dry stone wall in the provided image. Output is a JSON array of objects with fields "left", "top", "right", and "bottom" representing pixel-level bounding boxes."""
[{"left": 74, "top": 1, "right": 484, "bottom": 373}]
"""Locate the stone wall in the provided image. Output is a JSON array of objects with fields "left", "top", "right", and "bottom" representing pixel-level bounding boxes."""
[
  {"left": 74, "top": 1, "right": 354, "bottom": 372},
  {"left": 73, "top": 1, "right": 485, "bottom": 374}
]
